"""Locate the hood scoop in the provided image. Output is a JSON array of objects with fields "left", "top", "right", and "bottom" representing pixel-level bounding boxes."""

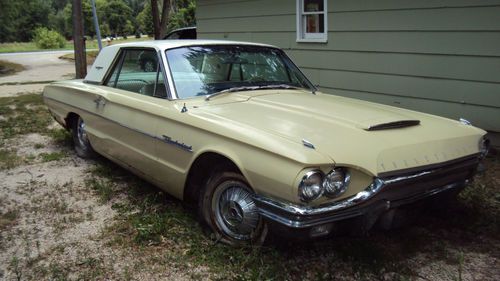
[{"left": 365, "top": 120, "right": 420, "bottom": 131}]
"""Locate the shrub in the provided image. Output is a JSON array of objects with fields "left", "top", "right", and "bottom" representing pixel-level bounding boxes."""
[{"left": 32, "top": 27, "right": 66, "bottom": 49}]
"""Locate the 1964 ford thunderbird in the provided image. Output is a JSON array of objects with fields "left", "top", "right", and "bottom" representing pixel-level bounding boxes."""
[{"left": 43, "top": 40, "right": 489, "bottom": 244}]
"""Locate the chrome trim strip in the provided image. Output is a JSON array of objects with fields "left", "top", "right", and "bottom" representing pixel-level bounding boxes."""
[
  {"left": 383, "top": 170, "right": 433, "bottom": 185},
  {"left": 44, "top": 96, "right": 193, "bottom": 153}
]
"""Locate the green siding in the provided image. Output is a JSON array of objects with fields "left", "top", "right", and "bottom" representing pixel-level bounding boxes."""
[{"left": 197, "top": 0, "right": 500, "bottom": 132}]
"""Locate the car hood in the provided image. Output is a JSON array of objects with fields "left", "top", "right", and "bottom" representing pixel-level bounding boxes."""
[{"left": 192, "top": 90, "right": 484, "bottom": 176}]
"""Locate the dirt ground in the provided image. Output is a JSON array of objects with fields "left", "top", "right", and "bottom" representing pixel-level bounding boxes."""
[{"left": 0, "top": 133, "right": 209, "bottom": 280}]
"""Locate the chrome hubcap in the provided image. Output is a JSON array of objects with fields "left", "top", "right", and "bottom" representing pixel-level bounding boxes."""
[
  {"left": 213, "top": 184, "right": 259, "bottom": 240},
  {"left": 77, "top": 118, "right": 89, "bottom": 147}
]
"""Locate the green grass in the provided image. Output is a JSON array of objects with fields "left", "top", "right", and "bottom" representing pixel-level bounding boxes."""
[
  {"left": 457, "top": 153, "right": 500, "bottom": 233},
  {"left": 47, "top": 128, "right": 73, "bottom": 148},
  {"left": 86, "top": 178, "right": 116, "bottom": 203},
  {"left": 0, "top": 36, "right": 152, "bottom": 54},
  {"left": 34, "top": 143, "right": 45, "bottom": 149},
  {"left": 106, "top": 189, "right": 286, "bottom": 280},
  {"left": 87, "top": 152, "right": 500, "bottom": 280},
  {"left": 0, "top": 60, "right": 25, "bottom": 77},
  {"left": 0, "top": 149, "right": 23, "bottom": 170},
  {"left": 0, "top": 94, "right": 52, "bottom": 139},
  {"left": 39, "top": 152, "right": 66, "bottom": 162}
]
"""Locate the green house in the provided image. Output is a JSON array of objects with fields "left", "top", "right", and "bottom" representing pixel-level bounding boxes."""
[{"left": 196, "top": 0, "right": 500, "bottom": 138}]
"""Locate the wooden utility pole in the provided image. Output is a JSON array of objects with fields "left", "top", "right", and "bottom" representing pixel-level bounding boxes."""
[
  {"left": 151, "top": 0, "right": 161, "bottom": 39},
  {"left": 73, "top": 0, "right": 87, "bottom": 78}
]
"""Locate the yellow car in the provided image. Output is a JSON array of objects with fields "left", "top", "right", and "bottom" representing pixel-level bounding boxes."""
[{"left": 43, "top": 40, "right": 489, "bottom": 245}]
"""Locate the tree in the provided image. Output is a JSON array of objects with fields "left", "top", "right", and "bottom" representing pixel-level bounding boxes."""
[
  {"left": 137, "top": 2, "right": 154, "bottom": 36},
  {"left": 102, "top": 0, "right": 134, "bottom": 36},
  {"left": 0, "top": 0, "right": 53, "bottom": 42},
  {"left": 151, "top": 0, "right": 171, "bottom": 39},
  {"left": 167, "top": 0, "right": 196, "bottom": 31},
  {"left": 0, "top": 0, "right": 19, "bottom": 42}
]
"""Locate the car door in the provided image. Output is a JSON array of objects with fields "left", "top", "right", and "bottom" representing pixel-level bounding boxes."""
[{"left": 93, "top": 47, "right": 168, "bottom": 178}]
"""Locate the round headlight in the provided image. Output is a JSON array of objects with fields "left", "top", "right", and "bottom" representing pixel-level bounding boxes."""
[
  {"left": 323, "top": 168, "right": 350, "bottom": 198},
  {"left": 298, "top": 170, "right": 324, "bottom": 202},
  {"left": 479, "top": 137, "right": 490, "bottom": 158}
]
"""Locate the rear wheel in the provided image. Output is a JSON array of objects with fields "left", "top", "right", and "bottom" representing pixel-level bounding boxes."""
[
  {"left": 199, "top": 171, "right": 267, "bottom": 245},
  {"left": 72, "top": 116, "right": 96, "bottom": 158}
]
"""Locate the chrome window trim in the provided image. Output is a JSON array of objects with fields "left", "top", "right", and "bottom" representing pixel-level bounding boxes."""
[
  {"left": 160, "top": 48, "right": 178, "bottom": 100},
  {"left": 102, "top": 47, "right": 173, "bottom": 100}
]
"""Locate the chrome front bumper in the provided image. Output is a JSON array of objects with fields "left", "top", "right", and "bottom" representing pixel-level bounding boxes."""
[{"left": 254, "top": 155, "right": 479, "bottom": 229}]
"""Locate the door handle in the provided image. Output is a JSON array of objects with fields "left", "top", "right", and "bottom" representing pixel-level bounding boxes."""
[{"left": 93, "top": 96, "right": 107, "bottom": 108}]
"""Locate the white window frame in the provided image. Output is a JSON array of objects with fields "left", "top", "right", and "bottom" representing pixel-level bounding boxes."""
[{"left": 296, "top": 0, "right": 328, "bottom": 43}]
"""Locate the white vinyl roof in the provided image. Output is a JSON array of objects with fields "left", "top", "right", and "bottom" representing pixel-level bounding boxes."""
[{"left": 85, "top": 40, "right": 278, "bottom": 84}]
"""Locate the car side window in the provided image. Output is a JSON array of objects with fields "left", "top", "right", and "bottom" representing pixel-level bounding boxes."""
[{"left": 105, "top": 49, "right": 168, "bottom": 98}]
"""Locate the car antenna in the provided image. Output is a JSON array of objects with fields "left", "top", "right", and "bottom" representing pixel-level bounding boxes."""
[{"left": 181, "top": 103, "right": 188, "bottom": 113}]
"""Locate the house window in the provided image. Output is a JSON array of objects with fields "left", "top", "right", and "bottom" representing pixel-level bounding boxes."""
[{"left": 296, "top": 0, "right": 328, "bottom": 43}]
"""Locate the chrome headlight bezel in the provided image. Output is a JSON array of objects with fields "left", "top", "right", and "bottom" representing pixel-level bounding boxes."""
[
  {"left": 323, "top": 168, "right": 351, "bottom": 198},
  {"left": 298, "top": 170, "right": 324, "bottom": 202}
]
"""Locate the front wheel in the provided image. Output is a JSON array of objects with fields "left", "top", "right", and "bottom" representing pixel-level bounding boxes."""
[
  {"left": 199, "top": 171, "right": 267, "bottom": 245},
  {"left": 72, "top": 116, "right": 96, "bottom": 158}
]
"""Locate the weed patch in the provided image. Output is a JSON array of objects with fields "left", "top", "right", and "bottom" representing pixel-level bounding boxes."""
[
  {"left": 39, "top": 151, "right": 66, "bottom": 162},
  {"left": 457, "top": 154, "right": 500, "bottom": 233},
  {"left": 85, "top": 178, "right": 116, "bottom": 203},
  {"left": 0, "top": 60, "right": 25, "bottom": 77},
  {"left": 0, "top": 149, "right": 22, "bottom": 170},
  {"left": 0, "top": 94, "right": 52, "bottom": 139},
  {"left": 47, "top": 128, "right": 72, "bottom": 147},
  {"left": 59, "top": 50, "right": 99, "bottom": 65}
]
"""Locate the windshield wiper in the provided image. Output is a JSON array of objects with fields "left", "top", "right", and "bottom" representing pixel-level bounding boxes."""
[
  {"left": 205, "top": 84, "right": 302, "bottom": 101},
  {"left": 258, "top": 84, "right": 300, "bottom": 90}
]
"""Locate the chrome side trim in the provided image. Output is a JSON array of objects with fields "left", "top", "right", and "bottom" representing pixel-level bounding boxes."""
[{"left": 44, "top": 96, "right": 193, "bottom": 153}]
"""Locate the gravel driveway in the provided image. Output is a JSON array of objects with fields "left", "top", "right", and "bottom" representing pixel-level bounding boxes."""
[{"left": 0, "top": 50, "right": 83, "bottom": 97}]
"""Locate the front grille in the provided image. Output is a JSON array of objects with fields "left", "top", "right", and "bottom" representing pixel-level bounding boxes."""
[{"left": 376, "top": 155, "right": 479, "bottom": 202}]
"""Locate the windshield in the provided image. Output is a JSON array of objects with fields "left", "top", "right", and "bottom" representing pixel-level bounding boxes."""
[{"left": 165, "top": 45, "right": 314, "bottom": 99}]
